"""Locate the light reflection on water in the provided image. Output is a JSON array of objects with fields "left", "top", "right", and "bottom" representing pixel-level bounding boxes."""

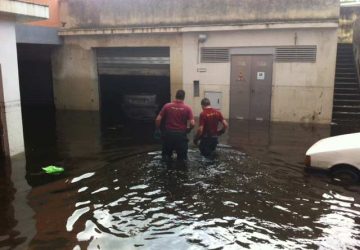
[
  {"left": 66, "top": 149, "right": 360, "bottom": 250},
  {"left": 1, "top": 110, "right": 360, "bottom": 249}
]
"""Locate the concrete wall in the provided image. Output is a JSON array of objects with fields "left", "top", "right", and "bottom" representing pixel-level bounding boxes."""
[
  {"left": 16, "top": 24, "right": 62, "bottom": 45},
  {"left": 0, "top": 16, "right": 25, "bottom": 155},
  {"left": 52, "top": 34, "right": 183, "bottom": 110},
  {"left": 28, "top": 0, "right": 60, "bottom": 27},
  {"left": 183, "top": 28, "right": 338, "bottom": 123},
  {"left": 59, "top": 0, "right": 339, "bottom": 29},
  {"left": 54, "top": 0, "right": 339, "bottom": 123},
  {"left": 0, "top": 0, "right": 49, "bottom": 22}
]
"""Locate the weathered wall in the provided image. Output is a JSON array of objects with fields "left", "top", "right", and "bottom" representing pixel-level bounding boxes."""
[
  {"left": 183, "top": 27, "right": 337, "bottom": 123},
  {"left": 59, "top": 0, "right": 339, "bottom": 29},
  {"left": 53, "top": 0, "right": 339, "bottom": 123},
  {"left": 52, "top": 34, "right": 183, "bottom": 110},
  {"left": 0, "top": 0, "right": 49, "bottom": 22}
]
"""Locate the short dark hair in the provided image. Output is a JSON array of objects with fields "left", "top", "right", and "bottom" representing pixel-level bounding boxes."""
[
  {"left": 201, "top": 98, "right": 211, "bottom": 107},
  {"left": 175, "top": 90, "right": 185, "bottom": 100}
]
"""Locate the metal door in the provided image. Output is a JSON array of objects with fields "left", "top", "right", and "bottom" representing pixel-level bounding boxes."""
[
  {"left": 205, "top": 91, "right": 222, "bottom": 110},
  {"left": 250, "top": 55, "right": 273, "bottom": 121},
  {"left": 230, "top": 55, "right": 273, "bottom": 121},
  {"left": 230, "top": 56, "right": 252, "bottom": 119}
]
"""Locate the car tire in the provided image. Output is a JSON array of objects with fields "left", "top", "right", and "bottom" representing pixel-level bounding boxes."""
[{"left": 331, "top": 166, "right": 360, "bottom": 183}]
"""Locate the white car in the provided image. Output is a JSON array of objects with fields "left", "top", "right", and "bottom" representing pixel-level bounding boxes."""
[{"left": 305, "top": 133, "right": 360, "bottom": 182}]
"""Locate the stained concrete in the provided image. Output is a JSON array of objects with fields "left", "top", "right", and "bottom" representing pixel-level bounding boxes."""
[
  {"left": 59, "top": 0, "right": 339, "bottom": 29},
  {"left": 52, "top": 34, "right": 183, "bottom": 110}
]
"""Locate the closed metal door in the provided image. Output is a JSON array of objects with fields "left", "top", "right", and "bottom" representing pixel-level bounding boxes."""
[
  {"left": 205, "top": 91, "right": 222, "bottom": 110},
  {"left": 250, "top": 55, "right": 273, "bottom": 121},
  {"left": 230, "top": 56, "right": 252, "bottom": 119},
  {"left": 230, "top": 55, "right": 273, "bottom": 121}
]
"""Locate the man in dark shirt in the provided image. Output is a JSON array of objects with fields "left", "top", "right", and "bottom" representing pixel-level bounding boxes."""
[
  {"left": 193, "top": 98, "right": 228, "bottom": 157},
  {"left": 155, "top": 90, "right": 195, "bottom": 160}
]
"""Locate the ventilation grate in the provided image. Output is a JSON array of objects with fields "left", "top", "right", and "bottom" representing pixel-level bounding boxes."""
[
  {"left": 275, "top": 46, "right": 317, "bottom": 62},
  {"left": 201, "top": 48, "right": 230, "bottom": 63}
]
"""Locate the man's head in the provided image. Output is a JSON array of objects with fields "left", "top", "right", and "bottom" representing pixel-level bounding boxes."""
[
  {"left": 201, "top": 98, "right": 211, "bottom": 109},
  {"left": 175, "top": 90, "right": 185, "bottom": 100}
]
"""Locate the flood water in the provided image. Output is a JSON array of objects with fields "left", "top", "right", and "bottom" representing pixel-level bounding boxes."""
[{"left": 1, "top": 108, "right": 360, "bottom": 250}]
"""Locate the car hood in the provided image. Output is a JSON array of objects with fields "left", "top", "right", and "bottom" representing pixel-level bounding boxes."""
[{"left": 306, "top": 132, "right": 360, "bottom": 155}]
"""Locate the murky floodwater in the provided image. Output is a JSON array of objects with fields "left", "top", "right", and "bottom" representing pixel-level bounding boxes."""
[{"left": 1, "top": 109, "right": 360, "bottom": 250}]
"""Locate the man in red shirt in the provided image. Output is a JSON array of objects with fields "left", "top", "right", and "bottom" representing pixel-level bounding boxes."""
[
  {"left": 193, "top": 98, "right": 228, "bottom": 157},
  {"left": 155, "top": 90, "right": 195, "bottom": 160}
]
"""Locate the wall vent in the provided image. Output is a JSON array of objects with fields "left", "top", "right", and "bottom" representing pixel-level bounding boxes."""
[
  {"left": 201, "top": 48, "right": 229, "bottom": 63},
  {"left": 275, "top": 46, "right": 317, "bottom": 63}
]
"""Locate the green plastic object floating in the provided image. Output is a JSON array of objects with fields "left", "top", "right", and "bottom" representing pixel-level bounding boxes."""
[{"left": 42, "top": 165, "right": 64, "bottom": 174}]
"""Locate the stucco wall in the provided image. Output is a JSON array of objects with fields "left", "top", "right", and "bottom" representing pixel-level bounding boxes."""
[
  {"left": 183, "top": 28, "right": 337, "bottom": 123},
  {"left": 52, "top": 34, "right": 183, "bottom": 110},
  {"left": 59, "top": 0, "right": 339, "bottom": 29}
]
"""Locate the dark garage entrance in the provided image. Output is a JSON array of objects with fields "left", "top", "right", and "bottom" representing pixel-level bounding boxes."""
[
  {"left": 97, "top": 47, "right": 170, "bottom": 127},
  {"left": 16, "top": 44, "right": 57, "bottom": 165},
  {"left": 17, "top": 44, "right": 55, "bottom": 108}
]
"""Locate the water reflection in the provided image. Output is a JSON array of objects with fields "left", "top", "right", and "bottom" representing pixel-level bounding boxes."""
[{"left": 0, "top": 109, "right": 360, "bottom": 249}]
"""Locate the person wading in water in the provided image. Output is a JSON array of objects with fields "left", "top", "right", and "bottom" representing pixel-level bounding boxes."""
[
  {"left": 193, "top": 97, "right": 228, "bottom": 157},
  {"left": 155, "top": 90, "right": 195, "bottom": 161}
]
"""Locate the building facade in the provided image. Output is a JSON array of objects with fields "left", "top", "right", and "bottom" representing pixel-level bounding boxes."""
[
  {"left": 54, "top": 0, "right": 340, "bottom": 123},
  {"left": 0, "top": 0, "right": 48, "bottom": 156}
]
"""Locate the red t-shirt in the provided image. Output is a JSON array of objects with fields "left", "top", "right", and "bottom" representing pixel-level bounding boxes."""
[
  {"left": 159, "top": 100, "right": 194, "bottom": 132},
  {"left": 199, "top": 107, "right": 224, "bottom": 137}
]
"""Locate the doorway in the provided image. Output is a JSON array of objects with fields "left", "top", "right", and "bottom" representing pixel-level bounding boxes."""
[
  {"left": 230, "top": 55, "right": 273, "bottom": 121},
  {"left": 97, "top": 47, "right": 170, "bottom": 126}
]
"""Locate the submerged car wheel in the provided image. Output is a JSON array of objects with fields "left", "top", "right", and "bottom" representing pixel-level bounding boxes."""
[{"left": 331, "top": 166, "right": 360, "bottom": 183}]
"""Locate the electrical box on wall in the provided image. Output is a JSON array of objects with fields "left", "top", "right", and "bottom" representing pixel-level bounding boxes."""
[{"left": 205, "top": 91, "right": 222, "bottom": 110}]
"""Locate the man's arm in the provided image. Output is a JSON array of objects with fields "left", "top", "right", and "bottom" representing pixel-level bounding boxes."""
[
  {"left": 217, "top": 119, "right": 228, "bottom": 135},
  {"left": 193, "top": 125, "right": 203, "bottom": 145},
  {"left": 186, "top": 107, "right": 195, "bottom": 133},
  {"left": 155, "top": 104, "right": 167, "bottom": 129},
  {"left": 186, "top": 118, "right": 195, "bottom": 133},
  {"left": 155, "top": 114, "right": 162, "bottom": 129}
]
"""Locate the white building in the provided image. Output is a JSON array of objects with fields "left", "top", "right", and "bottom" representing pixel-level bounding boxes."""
[
  {"left": 0, "top": 0, "right": 48, "bottom": 156},
  {"left": 53, "top": 0, "right": 340, "bottom": 125}
]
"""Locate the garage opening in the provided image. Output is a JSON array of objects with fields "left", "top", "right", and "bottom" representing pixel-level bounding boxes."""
[{"left": 97, "top": 47, "right": 170, "bottom": 127}]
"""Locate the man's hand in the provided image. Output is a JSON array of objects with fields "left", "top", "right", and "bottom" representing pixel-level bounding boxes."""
[
  {"left": 217, "top": 128, "right": 226, "bottom": 136},
  {"left": 153, "top": 129, "right": 162, "bottom": 140},
  {"left": 193, "top": 138, "right": 199, "bottom": 146}
]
